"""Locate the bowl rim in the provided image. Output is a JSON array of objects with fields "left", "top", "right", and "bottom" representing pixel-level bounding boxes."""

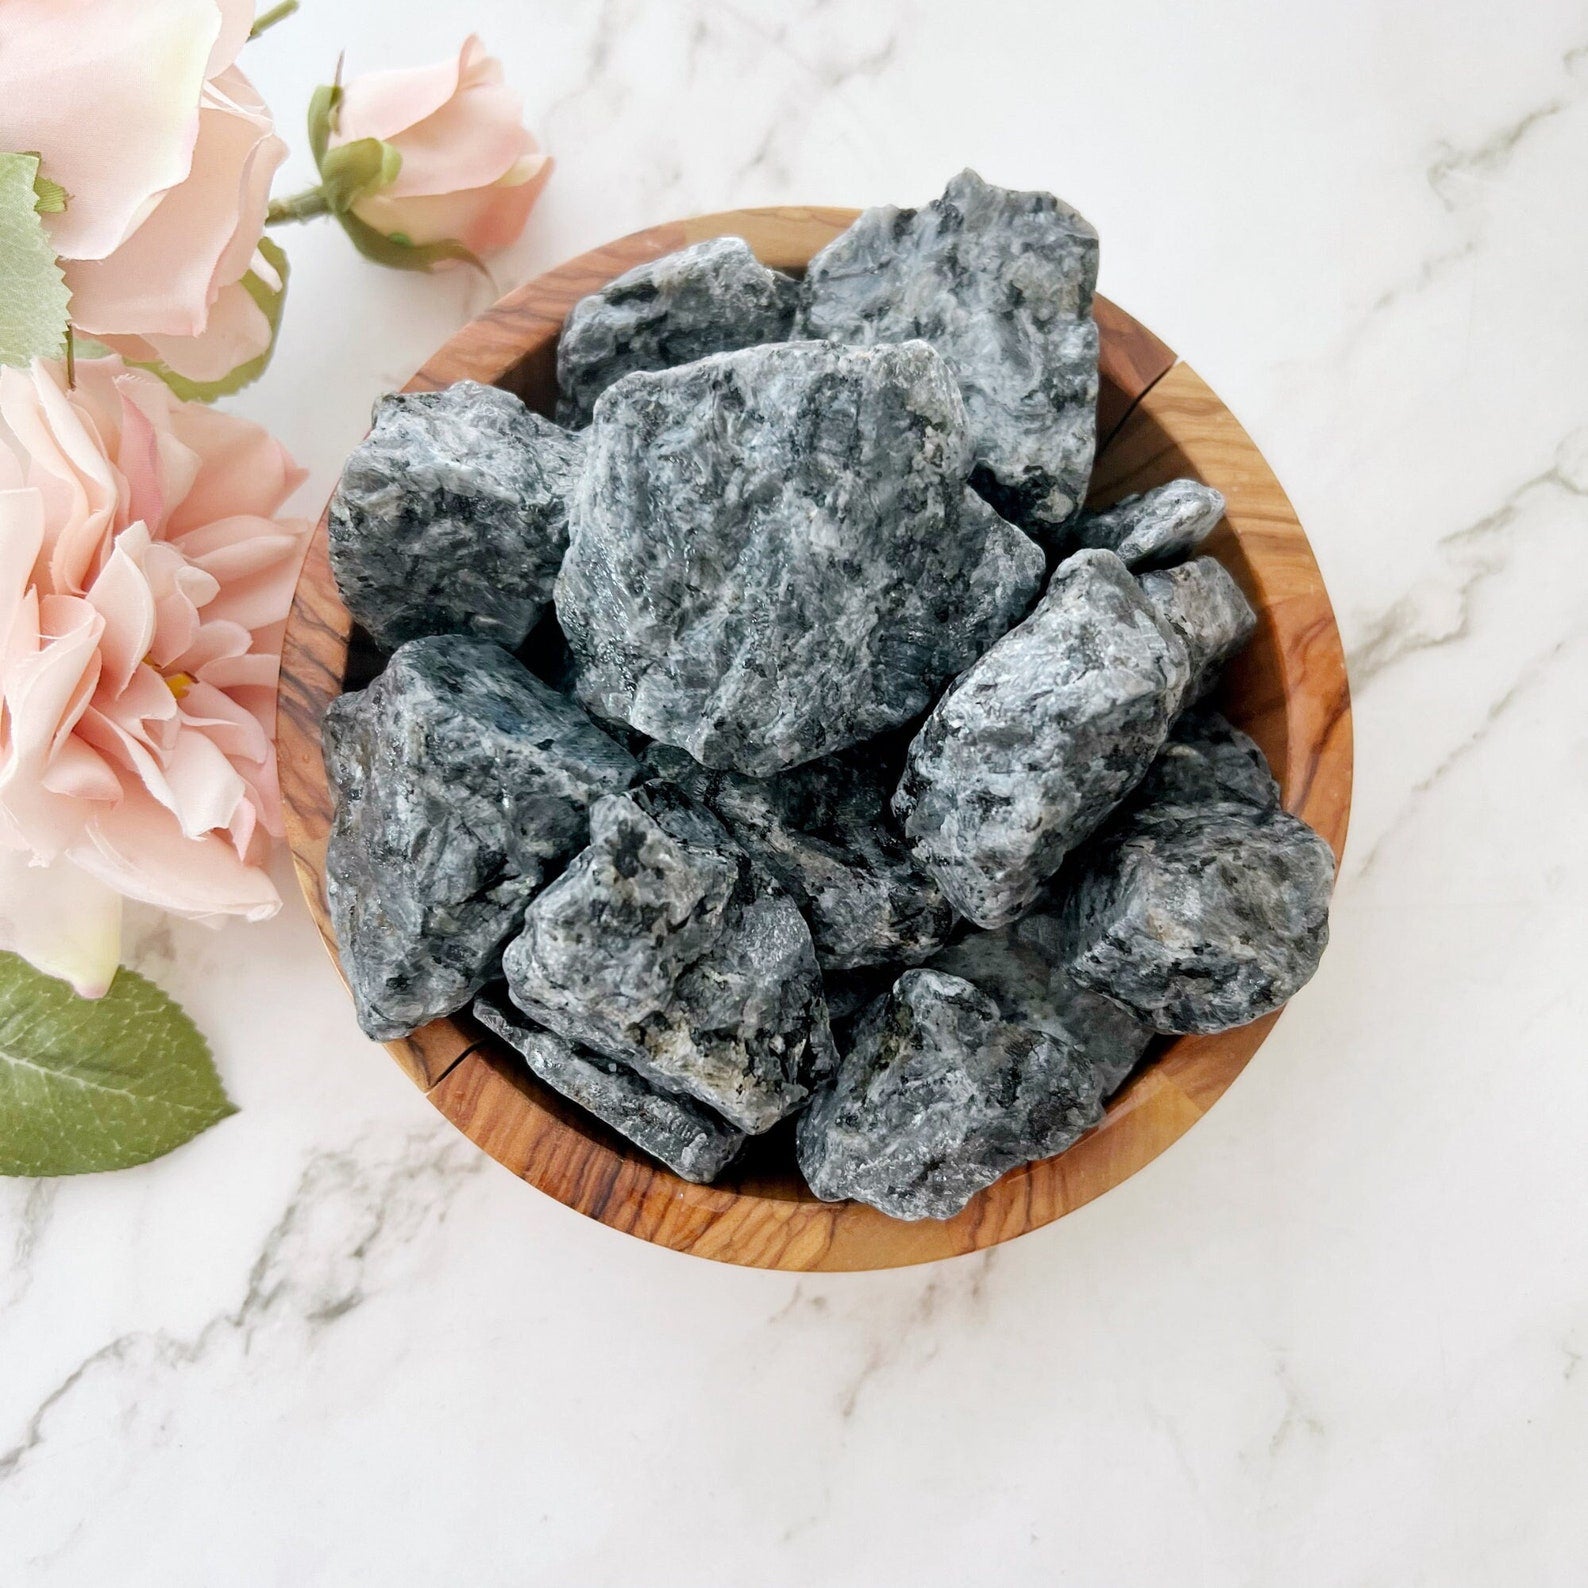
[{"left": 276, "top": 205, "right": 1353, "bottom": 1271}]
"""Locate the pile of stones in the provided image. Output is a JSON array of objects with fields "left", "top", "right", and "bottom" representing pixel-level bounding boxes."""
[{"left": 322, "top": 171, "right": 1335, "bottom": 1221}]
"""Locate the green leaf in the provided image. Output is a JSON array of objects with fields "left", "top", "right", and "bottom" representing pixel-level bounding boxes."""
[
  {"left": 31, "top": 173, "right": 68, "bottom": 215},
  {"left": 0, "top": 953, "right": 236, "bottom": 1177},
  {"left": 0, "top": 153, "right": 71, "bottom": 367},
  {"left": 306, "top": 80, "right": 343, "bottom": 168},
  {"left": 130, "top": 236, "right": 291, "bottom": 403}
]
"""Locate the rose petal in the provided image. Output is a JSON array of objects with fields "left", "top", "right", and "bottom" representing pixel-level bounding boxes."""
[
  {"left": 334, "top": 36, "right": 476, "bottom": 145},
  {"left": 0, "top": 0, "right": 218, "bottom": 261},
  {"left": 353, "top": 149, "right": 551, "bottom": 253},
  {"left": 71, "top": 783, "right": 280, "bottom": 923},
  {"left": 0, "top": 846, "right": 123, "bottom": 998}
]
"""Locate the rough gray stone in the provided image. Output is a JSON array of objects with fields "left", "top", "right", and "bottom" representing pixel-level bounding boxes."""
[
  {"left": 501, "top": 780, "right": 835, "bottom": 1132},
  {"left": 798, "top": 168, "right": 1100, "bottom": 538},
  {"left": 328, "top": 381, "right": 584, "bottom": 651},
  {"left": 1139, "top": 556, "right": 1257, "bottom": 708},
  {"left": 929, "top": 912, "right": 1154, "bottom": 1096},
  {"left": 894, "top": 549, "right": 1190, "bottom": 929},
  {"left": 645, "top": 744, "right": 955, "bottom": 971},
  {"left": 1064, "top": 478, "right": 1225, "bottom": 570},
  {"left": 322, "top": 635, "right": 641, "bottom": 1040},
  {"left": 473, "top": 991, "right": 745, "bottom": 1183},
  {"left": 795, "top": 969, "right": 1105, "bottom": 1220},
  {"left": 555, "top": 236, "right": 797, "bottom": 428},
  {"left": 1063, "top": 802, "right": 1335, "bottom": 1034},
  {"left": 1134, "top": 709, "right": 1279, "bottom": 812},
  {"left": 556, "top": 338, "right": 1044, "bottom": 774}
]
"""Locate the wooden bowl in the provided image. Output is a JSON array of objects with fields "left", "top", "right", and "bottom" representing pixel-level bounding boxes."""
[{"left": 278, "top": 207, "right": 1353, "bottom": 1271}]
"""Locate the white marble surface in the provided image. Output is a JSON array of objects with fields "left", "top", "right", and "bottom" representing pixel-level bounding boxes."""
[{"left": 5, "top": 1, "right": 1588, "bottom": 1581}]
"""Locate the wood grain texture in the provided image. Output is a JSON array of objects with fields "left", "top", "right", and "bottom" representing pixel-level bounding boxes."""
[{"left": 277, "top": 207, "right": 1352, "bottom": 1271}]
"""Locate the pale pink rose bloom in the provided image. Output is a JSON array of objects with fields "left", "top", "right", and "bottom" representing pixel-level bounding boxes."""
[
  {"left": 332, "top": 35, "right": 552, "bottom": 256},
  {"left": 0, "top": 357, "right": 309, "bottom": 996},
  {"left": 0, "top": 0, "right": 286, "bottom": 383}
]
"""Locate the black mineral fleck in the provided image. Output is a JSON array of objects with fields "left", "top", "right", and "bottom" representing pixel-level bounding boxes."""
[
  {"left": 644, "top": 743, "right": 956, "bottom": 971},
  {"left": 1139, "top": 555, "right": 1257, "bottom": 708},
  {"left": 798, "top": 169, "right": 1100, "bottom": 538},
  {"left": 501, "top": 780, "right": 835, "bottom": 1132},
  {"left": 322, "top": 634, "right": 641, "bottom": 1040},
  {"left": 795, "top": 969, "right": 1105, "bottom": 1220},
  {"left": 1063, "top": 478, "right": 1225, "bottom": 570},
  {"left": 555, "top": 236, "right": 797, "bottom": 427},
  {"left": 473, "top": 991, "right": 746, "bottom": 1183},
  {"left": 556, "top": 338, "right": 1044, "bottom": 774},
  {"left": 894, "top": 548, "right": 1189, "bottom": 929},
  {"left": 1062, "top": 802, "right": 1335, "bottom": 1035},
  {"left": 328, "top": 381, "right": 584, "bottom": 651}
]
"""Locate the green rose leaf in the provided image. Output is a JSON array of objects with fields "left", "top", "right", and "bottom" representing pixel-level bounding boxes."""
[
  {"left": 318, "top": 136, "right": 402, "bottom": 215},
  {"left": 0, "top": 152, "right": 71, "bottom": 367},
  {"left": 0, "top": 952, "right": 236, "bottom": 1177},
  {"left": 132, "top": 236, "right": 291, "bottom": 403}
]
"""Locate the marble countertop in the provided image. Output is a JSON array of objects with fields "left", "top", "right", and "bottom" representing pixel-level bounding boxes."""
[{"left": 5, "top": 2, "right": 1585, "bottom": 1582}]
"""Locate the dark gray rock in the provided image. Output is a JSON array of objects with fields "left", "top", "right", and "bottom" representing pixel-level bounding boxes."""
[
  {"left": 795, "top": 969, "right": 1105, "bottom": 1220},
  {"left": 556, "top": 339, "right": 1044, "bottom": 774},
  {"left": 894, "top": 549, "right": 1189, "bottom": 929},
  {"left": 1064, "top": 478, "right": 1225, "bottom": 570},
  {"left": 1134, "top": 709, "right": 1279, "bottom": 812},
  {"left": 322, "top": 635, "right": 641, "bottom": 1040},
  {"left": 328, "top": 381, "right": 584, "bottom": 651},
  {"left": 797, "top": 169, "right": 1100, "bottom": 538},
  {"left": 555, "top": 236, "right": 798, "bottom": 428},
  {"left": 1063, "top": 802, "right": 1335, "bottom": 1034},
  {"left": 929, "top": 912, "right": 1154, "bottom": 1096},
  {"left": 501, "top": 781, "right": 835, "bottom": 1132},
  {"left": 645, "top": 744, "right": 955, "bottom": 971},
  {"left": 1139, "top": 556, "right": 1257, "bottom": 708},
  {"left": 473, "top": 991, "right": 745, "bottom": 1183}
]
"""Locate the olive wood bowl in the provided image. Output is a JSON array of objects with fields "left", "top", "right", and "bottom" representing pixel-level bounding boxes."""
[{"left": 278, "top": 206, "right": 1353, "bottom": 1271}]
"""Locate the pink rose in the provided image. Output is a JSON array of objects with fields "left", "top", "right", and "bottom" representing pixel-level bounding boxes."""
[
  {"left": 329, "top": 35, "right": 552, "bottom": 258},
  {"left": 0, "top": 0, "right": 286, "bottom": 385},
  {"left": 0, "top": 356, "right": 309, "bottom": 996}
]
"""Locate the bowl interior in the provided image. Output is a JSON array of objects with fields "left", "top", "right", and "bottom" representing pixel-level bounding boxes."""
[{"left": 278, "top": 206, "right": 1351, "bottom": 1267}]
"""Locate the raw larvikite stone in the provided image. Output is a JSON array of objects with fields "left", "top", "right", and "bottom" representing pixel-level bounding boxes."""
[
  {"left": 795, "top": 969, "right": 1105, "bottom": 1220},
  {"left": 501, "top": 780, "right": 835, "bottom": 1133},
  {"left": 1139, "top": 555, "right": 1257, "bottom": 708},
  {"left": 930, "top": 911, "right": 1154, "bottom": 1097},
  {"left": 473, "top": 991, "right": 745, "bottom": 1184},
  {"left": 322, "top": 635, "right": 640, "bottom": 1040},
  {"left": 645, "top": 744, "right": 955, "bottom": 971},
  {"left": 1063, "top": 478, "right": 1226, "bottom": 570},
  {"left": 1062, "top": 799, "right": 1335, "bottom": 1035},
  {"left": 798, "top": 169, "right": 1100, "bottom": 540},
  {"left": 555, "top": 236, "right": 797, "bottom": 428},
  {"left": 556, "top": 338, "right": 1044, "bottom": 775},
  {"left": 328, "top": 381, "right": 584, "bottom": 650},
  {"left": 1133, "top": 708, "right": 1279, "bottom": 812},
  {"left": 894, "top": 548, "right": 1189, "bottom": 930}
]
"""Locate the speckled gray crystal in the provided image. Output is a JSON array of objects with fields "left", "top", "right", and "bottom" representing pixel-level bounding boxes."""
[
  {"left": 1064, "top": 478, "right": 1225, "bottom": 570},
  {"left": 322, "top": 634, "right": 640, "bottom": 1040},
  {"left": 795, "top": 969, "right": 1105, "bottom": 1220},
  {"left": 645, "top": 744, "right": 955, "bottom": 971},
  {"left": 1133, "top": 709, "right": 1279, "bottom": 812},
  {"left": 555, "top": 236, "right": 797, "bottom": 428},
  {"left": 556, "top": 339, "right": 1044, "bottom": 774},
  {"left": 328, "top": 381, "right": 584, "bottom": 651},
  {"left": 894, "top": 549, "right": 1189, "bottom": 929},
  {"left": 929, "top": 912, "right": 1154, "bottom": 1097},
  {"left": 798, "top": 168, "right": 1099, "bottom": 537},
  {"left": 473, "top": 991, "right": 745, "bottom": 1183},
  {"left": 1063, "top": 802, "right": 1335, "bottom": 1035},
  {"left": 1139, "top": 556, "right": 1257, "bottom": 708},
  {"left": 501, "top": 781, "right": 835, "bottom": 1132}
]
